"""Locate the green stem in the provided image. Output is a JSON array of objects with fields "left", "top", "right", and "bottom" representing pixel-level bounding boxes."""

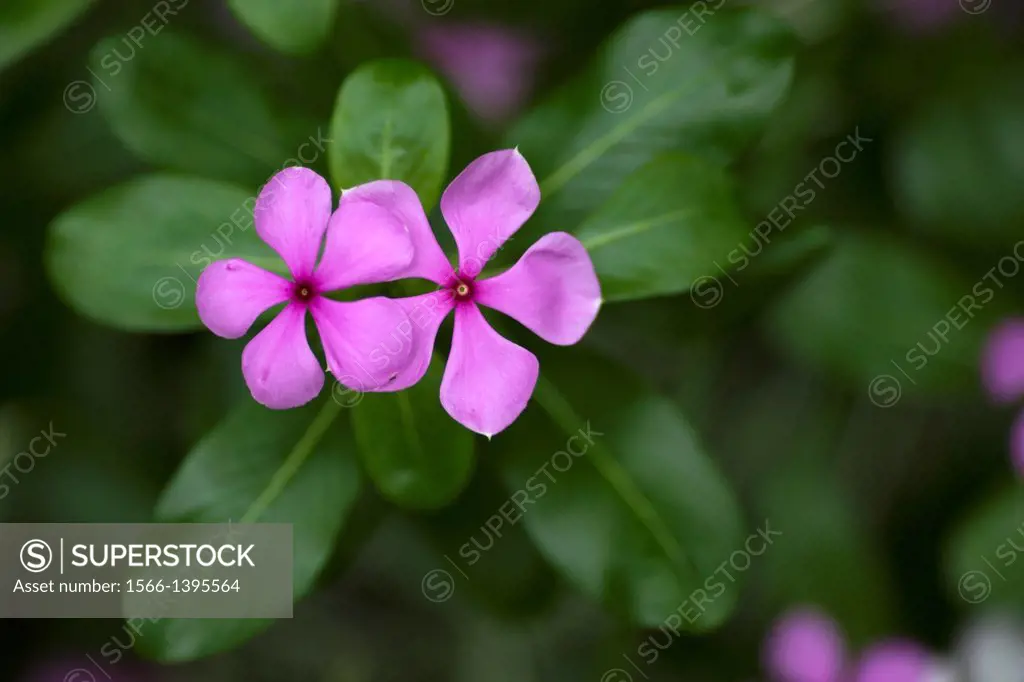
[
  {"left": 397, "top": 391, "right": 425, "bottom": 463},
  {"left": 241, "top": 398, "right": 343, "bottom": 523},
  {"left": 538, "top": 88, "right": 683, "bottom": 197},
  {"left": 579, "top": 209, "right": 695, "bottom": 251},
  {"left": 532, "top": 375, "right": 696, "bottom": 578}
]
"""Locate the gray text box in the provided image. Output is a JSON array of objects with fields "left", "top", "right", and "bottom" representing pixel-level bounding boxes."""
[{"left": 0, "top": 523, "right": 292, "bottom": 618}]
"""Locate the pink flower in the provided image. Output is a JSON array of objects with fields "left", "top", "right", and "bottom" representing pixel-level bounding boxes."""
[
  {"left": 763, "top": 608, "right": 945, "bottom": 682},
  {"left": 981, "top": 319, "right": 1024, "bottom": 404},
  {"left": 196, "top": 167, "right": 415, "bottom": 409},
  {"left": 764, "top": 608, "right": 846, "bottom": 682},
  {"left": 980, "top": 318, "right": 1024, "bottom": 476},
  {"left": 852, "top": 640, "right": 937, "bottom": 682},
  {"left": 343, "top": 149, "right": 601, "bottom": 436},
  {"left": 416, "top": 23, "right": 543, "bottom": 125}
]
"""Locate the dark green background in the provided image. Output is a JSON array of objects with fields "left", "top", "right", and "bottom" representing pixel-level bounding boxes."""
[{"left": 1, "top": 0, "right": 1023, "bottom": 680}]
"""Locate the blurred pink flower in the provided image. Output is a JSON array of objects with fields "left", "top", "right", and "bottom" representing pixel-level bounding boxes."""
[
  {"left": 981, "top": 319, "right": 1024, "bottom": 404},
  {"left": 852, "top": 640, "right": 936, "bottom": 682},
  {"left": 764, "top": 608, "right": 847, "bottom": 682},
  {"left": 981, "top": 319, "right": 1024, "bottom": 477},
  {"left": 417, "top": 22, "right": 543, "bottom": 125}
]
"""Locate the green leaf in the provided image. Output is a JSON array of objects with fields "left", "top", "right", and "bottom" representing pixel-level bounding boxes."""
[
  {"left": 766, "top": 231, "right": 1003, "bottom": 394},
  {"left": 891, "top": 66, "right": 1024, "bottom": 248},
  {"left": 92, "top": 31, "right": 305, "bottom": 183},
  {"left": 352, "top": 358, "right": 475, "bottom": 509},
  {"left": 945, "top": 486, "right": 1024, "bottom": 610},
  {"left": 45, "top": 174, "right": 278, "bottom": 332},
  {"left": 138, "top": 398, "right": 358, "bottom": 662},
  {"left": 505, "top": 7, "right": 794, "bottom": 256},
  {"left": 758, "top": 470, "right": 897, "bottom": 643},
  {"left": 414, "top": 464, "right": 560, "bottom": 617},
  {"left": 577, "top": 154, "right": 748, "bottom": 301},
  {"left": 328, "top": 59, "right": 450, "bottom": 209},
  {"left": 332, "top": 0, "right": 412, "bottom": 72},
  {"left": 227, "top": 0, "right": 339, "bottom": 54},
  {"left": 494, "top": 349, "right": 744, "bottom": 629},
  {"left": 0, "top": 0, "right": 93, "bottom": 72},
  {"left": 732, "top": 382, "right": 897, "bottom": 644},
  {"left": 741, "top": 224, "right": 834, "bottom": 279}
]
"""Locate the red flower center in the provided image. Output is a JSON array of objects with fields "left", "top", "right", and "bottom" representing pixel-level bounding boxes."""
[
  {"left": 292, "top": 280, "right": 316, "bottom": 303},
  {"left": 450, "top": 278, "right": 474, "bottom": 303}
]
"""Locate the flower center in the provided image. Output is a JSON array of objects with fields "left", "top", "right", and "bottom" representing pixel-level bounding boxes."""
[
  {"left": 292, "top": 281, "right": 316, "bottom": 303},
  {"left": 450, "top": 278, "right": 474, "bottom": 303}
]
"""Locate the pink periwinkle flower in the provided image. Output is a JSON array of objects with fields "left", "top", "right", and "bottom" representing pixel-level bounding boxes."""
[
  {"left": 852, "top": 640, "right": 937, "bottom": 682},
  {"left": 417, "top": 23, "right": 543, "bottom": 125},
  {"left": 980, "top": 318, "right": 1024, "bottom": 476},
  {"left": 764, "top": 607, "right": 847, "bottom": 682},
  {"left": 196, "top": 167, "right": 415, "bottom": 409},
  {"left": 346, "top": 149, "right": 602, "bottom": 437}
]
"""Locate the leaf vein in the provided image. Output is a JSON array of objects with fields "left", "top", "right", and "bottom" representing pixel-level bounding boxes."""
[
  {"left": 240, "top": 398, "right": 342, "bottom": 523},
  {"left": 533, "top": 376, "right": 696, "bottom": 582},
  {"left": 580, "top": 208, "right": 695, "bottom": 251}
]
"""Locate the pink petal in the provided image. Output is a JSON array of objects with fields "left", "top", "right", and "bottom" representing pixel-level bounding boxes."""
[
  {"left": 763, "top": 608, "right": 846, "bottom": 682},
  {"left": 1010, "top": 410, "right": 1024, "bottom": 478},
  {"left": 475, "top": 232, "right": 601, "bottom": 346},
  {"left": 853, "top": 640, "right": 934, "bottom": 682},
  {"left": 195, "top": 258, "right": 292, "bottom": 339},
  {"left": 338, "top": 180, "right": 453, "bottom": 284},
  {"left": 441, "top": 303, "right": 539, "bottom": 437},
  {"left": 242, "top": 303, "right": 324, "bottom": 409},
  {"left": 254, "top": 167, "right": 333, "bottom": 280},
  {"left": 441, "top": 149, "right": 540, "bottom": 278},
  {"left": 981, "top": 318, "right": 1024, "bottom": 403},
  {"left": 313, "top": 199, "right": 414, "bottom": 291},
  {"left": 310, "top": 296, "right": 415, "bottom": 393},
  {"left": 386, "top": 290, "right": 457, "bottom": 391}
]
